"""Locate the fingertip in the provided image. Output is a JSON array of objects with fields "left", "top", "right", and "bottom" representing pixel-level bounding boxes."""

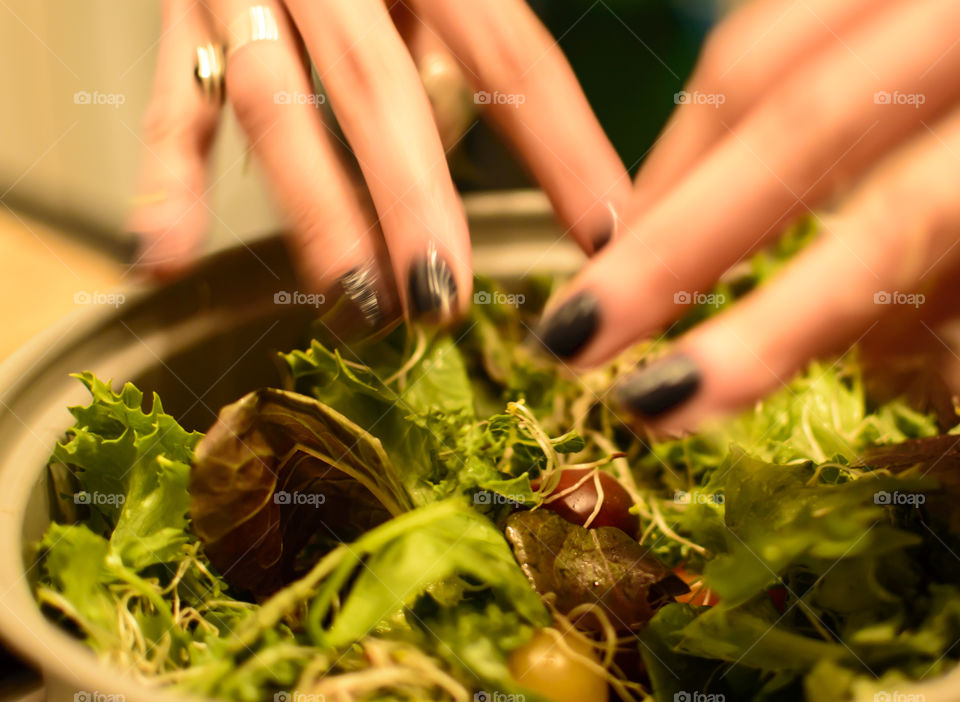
[
  {"left": 591, "top": 227, "right": 613, "bottom": 254},
  {"left": 316, "top": 261, "right": 406, "bottom": 342},
  {"left": 127, "top": 147, "right": 211, "bottom": 281},
  {"left": 405, "top": 244, "right": 460, "bottom": 325},
  {"left": 532, "top": 273, "right": 670, "bottom": 370},
  {"left": 614, "top": 350, "right": 724, "bottom": 435},
  {"left": 127, "top": 238, "right": 199, "bottom": 282},
  {"left": 615, "top": 353, "right": 702, "bottom": 418},
  {"left": 625, "top": 316, "right": 802, "bottom": 434},
  {"left": 534, "top": 290, "right": 601, "bottom": 360},
  {"left": 573, "top": 195, "right": 629, "bottom": 257}
]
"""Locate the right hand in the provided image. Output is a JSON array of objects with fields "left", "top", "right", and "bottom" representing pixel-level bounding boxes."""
[{"left": 532, "top": 0, "right": 960, "bottom": 432}]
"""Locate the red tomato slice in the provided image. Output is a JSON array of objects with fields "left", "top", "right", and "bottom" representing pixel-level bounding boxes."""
[{"left": 672, "top": 566, "right": 719, "bottom": 607}]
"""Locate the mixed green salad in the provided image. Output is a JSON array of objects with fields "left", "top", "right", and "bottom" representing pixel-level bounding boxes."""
[{"left": 34, "top": 225, "right": 960, "bottom": 702}]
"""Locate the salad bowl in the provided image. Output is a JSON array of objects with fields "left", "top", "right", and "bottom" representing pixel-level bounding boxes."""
[{"left": 2, "top": 192, "right": 960, "bottom": 702}]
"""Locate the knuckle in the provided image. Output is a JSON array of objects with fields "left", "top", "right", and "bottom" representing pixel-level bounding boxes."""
[
  {"left": 333, "top": 49, "right": 391, "bottom": 106},
  {"left": 682, "top": 35, "right": 738, "bottom": 112},
  {"left": 482, "top": 20, "right": 557, "bottom": 90},
  {"left": 288, "top": 195, "right": 363, "bottom": 256},
  {"left": 480, "top": 26, "right": 542, "bottom": 79},
  {"left": 140, "top": 103, "right": 173, "bottom": 144},
  {"left": 225, "top": 59, "right": 279, "bottom": 130},
  {"left": 696, "top": 25, "right": 737, "bottom": 85},
  {"left": 288, "top": 197, "right": 337, "bottom": 237},
  {"left": 311, "top": 5, "right": 398, "bottom": 102},
  {"left": 759, "top": 69, "right": 837, "bottom": 160},
  {"left": 427, "top": 2, "right": 553, "bottom": 92},
  {"left": 141, "top": 100, "right": 209, "bottom": 151},
  {"left": 293, "top": 212, "right": 369, "bottom": 284},
  {"left": 692, "top": 15, "right": 772, "bottom": 110}
]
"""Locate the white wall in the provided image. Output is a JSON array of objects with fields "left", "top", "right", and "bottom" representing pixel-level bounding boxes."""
[{"left": 0, "top": 1, "right": 281, "bottom": 249}]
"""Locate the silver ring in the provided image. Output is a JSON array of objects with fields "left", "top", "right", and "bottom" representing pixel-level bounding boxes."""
[
  {"left": 227, "top": 6, "right": 281, "bottom": 58},
  {"left": 193, "top": 43, "right": 225, "bottom": 104}
]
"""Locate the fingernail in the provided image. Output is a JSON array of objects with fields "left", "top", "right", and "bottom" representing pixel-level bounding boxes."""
[
  {"left": 407, "top": 244, "right": 457, "bottom": 320},
  {"left": 617, "top": 354, "right": 701, "bottom": 417},
  {"left": 592, "top": 227, "right": 612, "bottom": 253},
  {"left": 338, "top": 262, "right": 383, "bottom": 328},
  {"left": 536, "top": 291, "right": 599, "bottom": 358},
  {"left": 593, "top": 201, "right": 619, "bottom": 253}
]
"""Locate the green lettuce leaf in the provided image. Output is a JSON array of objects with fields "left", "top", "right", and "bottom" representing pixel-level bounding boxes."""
[
  {"left": 304, "top": 500, "right": 549, "bottom": 649},
  {"left": 281, "top": 334, "right": 472, "bottom": 505},
  {"left": 703, "top": 451, "right": 929, "bottom": 607},
  {"left": 36, "top": 523, "right": 119, "bottom": 648},
  {"left": 415, "top": 600, "right": 551, "bottom": 702},
  {"left": 51, "top": 372, "right": 202, "bottom": 569}
]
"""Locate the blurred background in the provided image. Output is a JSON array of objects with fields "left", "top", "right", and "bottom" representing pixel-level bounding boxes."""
[{"left": 0, "top": 0, "right": 723, "bottom": 695}]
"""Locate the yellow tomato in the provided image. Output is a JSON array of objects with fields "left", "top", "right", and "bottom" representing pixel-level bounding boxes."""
[{"left": 507, "top": 627, "right": 609, "bottom": 702}]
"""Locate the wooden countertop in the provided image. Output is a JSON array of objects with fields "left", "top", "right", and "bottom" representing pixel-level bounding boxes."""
[{"left": 0, "top": 208, "right": 123, "bottom": 361}]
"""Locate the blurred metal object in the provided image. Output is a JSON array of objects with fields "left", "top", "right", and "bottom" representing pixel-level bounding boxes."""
[
  {"left": 227, "top": 5, "right": 280, "bottom": 58},
  {"left": 193, "top": 42, "right": 225, "bottom": 104},
  {"left": 418, "top": 51, "right": 476, "bottom": 152}
]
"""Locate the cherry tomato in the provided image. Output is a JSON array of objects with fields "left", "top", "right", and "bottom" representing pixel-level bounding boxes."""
[
  {"left": 768, "top": 585, "right": 788, "bottom": 613},
  {"left": 672, "top": 566, "right": 719, "bottom": 607},
  {"left": 508, "top": 627, "right": 609, "bottom": 702},
  {"left": 539, "top": 468, "right": 640, "bottom": 537}
]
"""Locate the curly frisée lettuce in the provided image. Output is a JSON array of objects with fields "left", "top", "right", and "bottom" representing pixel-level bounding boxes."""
[
  {"left": 32, "top": 257, "right": 960, "bottom": 702},
  {"left": 35, "top": 364, "right": 559, "bottom": 700}
]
